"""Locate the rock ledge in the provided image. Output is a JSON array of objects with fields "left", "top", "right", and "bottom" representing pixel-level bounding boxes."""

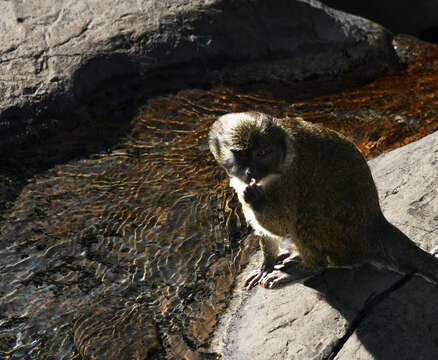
[{"left": 212, "top": 130, "right": 438, "bottom": 360}]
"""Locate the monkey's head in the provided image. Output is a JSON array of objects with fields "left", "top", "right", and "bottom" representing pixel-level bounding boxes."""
[{"left": 209, "top": 112, "right": 287, "bottom": 184}]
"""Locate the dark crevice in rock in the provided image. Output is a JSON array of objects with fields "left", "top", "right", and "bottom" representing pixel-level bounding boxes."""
[
  {"left": 267, "top": 318, "right": 298, "bottom": 334},
  {"left": 325, "top": 273, "right": 413, "bottom": 360}
]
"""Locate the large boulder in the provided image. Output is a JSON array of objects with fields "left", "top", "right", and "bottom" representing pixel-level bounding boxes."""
[
  {"left": 212, "top": 130, "right": 438, "bottom": 359},
  {"left": 0, "top": 0, "right": 398, "bottom": 150}
]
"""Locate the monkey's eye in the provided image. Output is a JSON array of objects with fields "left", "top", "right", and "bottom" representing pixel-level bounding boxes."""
[
  {"left": 231, "top": 150, "right": 249, "bottom": 163},
  {"left": 255, "top": 149, "right": 270, "bottom": 158},
  {"left": 232, "top": 150, "right": 249, "bottom": 161}
]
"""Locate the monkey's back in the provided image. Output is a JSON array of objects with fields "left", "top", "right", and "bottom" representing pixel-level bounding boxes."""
[{"left": 278, "top": 118, "right": 385, "bottom": 268}]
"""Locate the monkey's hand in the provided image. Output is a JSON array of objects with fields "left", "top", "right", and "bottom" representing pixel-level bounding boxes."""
[
  {"left": 244, "top": 262, "right": 274, "bottom": 291},
  {"left": 244, "top": 248, "right": 297, "bottom": 290},
  {"left": 243, "top": 178, "right": 263, "bottom": 205}
]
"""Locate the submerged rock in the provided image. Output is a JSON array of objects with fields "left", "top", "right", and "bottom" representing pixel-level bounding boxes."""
[{"left": 211, "top": 130, "right": 438, "bottom": 359}]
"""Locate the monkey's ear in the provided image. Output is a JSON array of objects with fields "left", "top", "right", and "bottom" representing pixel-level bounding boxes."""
[{"left": 208, "top": 133, "right": 222, "bottom": 160}]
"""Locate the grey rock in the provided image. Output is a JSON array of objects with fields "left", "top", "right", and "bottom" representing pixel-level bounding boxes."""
[
  {"left": 0, "top": 0, "right": 398, "bottom": 150},
  {"left": 212, "top": 130, "right": 438, "bottom": 359},
  {"left": 370, "top": 131, "right": 438, "bottom": 254}
]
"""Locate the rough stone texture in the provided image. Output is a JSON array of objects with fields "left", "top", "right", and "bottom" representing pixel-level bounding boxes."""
[
  {"left": 370, "top": 130, "right": 438, "bottom": 254},
  {"left": 2, "top": 35, "right": 436, "bottom": 359},
  {"left": 0, "top": 0, "right": 398, "bottom": 151},
  {"left": 212, "top": 130, "right": 438, "bottom": 359}
]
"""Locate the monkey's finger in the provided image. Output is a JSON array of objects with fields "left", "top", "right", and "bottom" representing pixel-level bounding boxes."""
[
  {"left": 261, "top": 271, "right": 296, "bottom": 289},
  {"left": 243, "top": 185, "right": 263, "bottom": 203},
  {"left": 244, "top": 270, "right": 264, "bottom": 290},
  {"left": 245, "top": 278, "right": 260, "bottom": 290},
  {"left": 274, "top": 257, "right": 301, "bottom": 271},
  {"left": 282, "top": 255, "right": 302, "bottom": 266},
  {"left": 244, "top": 270, "right": 260, "bottom": 285},
  {"left": 252, "top": 184, "right": 263, "bottom": 195},
  {"left": 276, "top": 248, "right": 296, "bottom": 264},
  {"left": 274, "top": 264, "right": 286, "bottom": 270},
  {"left": 245, "top": 276, "right": 261, "bottom": 290}
]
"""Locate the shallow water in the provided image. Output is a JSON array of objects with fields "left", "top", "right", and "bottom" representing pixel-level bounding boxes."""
[{"left": 1, "top": 35, "right": 438, "bottom": 359}]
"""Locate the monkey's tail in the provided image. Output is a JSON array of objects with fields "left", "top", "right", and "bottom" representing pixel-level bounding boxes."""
[{"left": 381, "top": 220, "right": 438, "bottom": 284}]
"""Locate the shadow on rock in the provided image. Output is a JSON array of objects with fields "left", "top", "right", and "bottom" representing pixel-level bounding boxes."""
[
  {"left": 307, "top": 266, "right": 438, "bottom": 359},
  {"left": 215, "top": 252, "right": 438, "bottom": 360}
]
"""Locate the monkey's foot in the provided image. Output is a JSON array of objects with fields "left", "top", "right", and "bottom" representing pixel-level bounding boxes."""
[
  {"left": 276, "top": 248, "right": 301, "bottom": 265},
  {"left": 259, "top": 269, "right": 312, "bottom": 289},
  {"left": 245, "top": 258, "right": 320, "bottom": 290},
  {"left": 261, "top": 262, "right": 320, "bottom": 288},
  {"left": 244, "top": 263, "right": 310, "bottom": 290}
]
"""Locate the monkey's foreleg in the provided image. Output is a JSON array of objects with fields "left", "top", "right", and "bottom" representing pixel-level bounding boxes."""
[{"left": 244, "top": 236, "right": 279, "bottom": 290}]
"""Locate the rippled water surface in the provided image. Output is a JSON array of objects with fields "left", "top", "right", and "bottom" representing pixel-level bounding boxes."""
[{"left": 1, "top": 35, "right": 438, "bottom": 359}]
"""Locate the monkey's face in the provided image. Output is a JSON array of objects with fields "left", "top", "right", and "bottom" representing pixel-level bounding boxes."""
[
  {"left": 227, "top": 141, "right": 284, "bottom": 184},
  {"left": 209, "top": 112, "right": 286, "bottom": 185}
]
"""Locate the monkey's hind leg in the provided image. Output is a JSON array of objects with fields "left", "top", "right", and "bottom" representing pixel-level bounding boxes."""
[{"left": 276, "top": 247, "right": 298, "bottom": 264}]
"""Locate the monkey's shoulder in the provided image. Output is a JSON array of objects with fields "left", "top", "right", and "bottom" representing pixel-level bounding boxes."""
[
  {"left": 279, "top": 117, "right": 364, "bottom": 163},
  {"left": 279, "top": 117, "right": 346, "bottom": 143}
]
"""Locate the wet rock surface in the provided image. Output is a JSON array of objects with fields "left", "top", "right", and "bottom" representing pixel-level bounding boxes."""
[
  {"left": 1, "top": 35, "right": 438, "bottom": 359},
  {"left": 0, "top": 0, "right": 398, "bottom": 151},
  {"left": 0, "top": 96, "right": 254, "bottom": 359},
  {"left": 212, "top": 130, "right": 438, "bottom": 360}
]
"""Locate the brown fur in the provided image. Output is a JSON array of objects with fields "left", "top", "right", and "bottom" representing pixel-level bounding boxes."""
[{"left": 209, "top": 112, "right": 438, "bottom": 288}]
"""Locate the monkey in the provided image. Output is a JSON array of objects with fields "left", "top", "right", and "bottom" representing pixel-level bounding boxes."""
[{"left": 209, "top": 111, "right": 438, "bottom": 290}]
